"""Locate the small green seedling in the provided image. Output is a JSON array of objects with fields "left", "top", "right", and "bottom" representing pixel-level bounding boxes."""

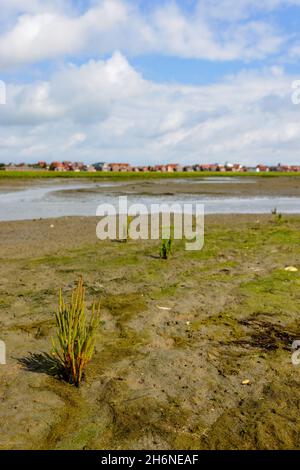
[{"left": 159, "top": 230, "right": 173, "bottom": 260}]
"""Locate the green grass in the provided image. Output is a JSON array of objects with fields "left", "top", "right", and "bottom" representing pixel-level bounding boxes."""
[{"left": 0, "top": 170, "right": 299, "bottom": 179}]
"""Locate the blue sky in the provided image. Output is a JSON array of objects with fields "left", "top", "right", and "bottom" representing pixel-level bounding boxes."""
[{"left": 0, "top": 0, "right": 300, "bottom": 165}]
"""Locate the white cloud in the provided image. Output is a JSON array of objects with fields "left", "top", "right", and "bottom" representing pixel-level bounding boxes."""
[
  {"left": 0, "top": 52, "right": 299, "bottom": 165},
  {"left": 0, "top": 1, "right": 129, "bottom": 67},
  {"left": 0, "top": 0, "right": 291, "bottom": 68},
  {"left": 63, "top": 132, "right": 86, "bottom": 151},
  {"left": 0, "top": 1, "right": 299, "bottom": 165}
]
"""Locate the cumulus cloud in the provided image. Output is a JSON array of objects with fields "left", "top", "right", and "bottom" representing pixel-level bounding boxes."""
[
  {"left": 0, "top": 52, "right": 299, "bottom": 165},
  {"left": 0, "top": 0, "right": 291, "bottom": 67},
  {"left": 0, "top": 1, "right": 130, "bottom": 67},
  {"left": 0, "top": 1, "right": 299, "bottom": 165}
]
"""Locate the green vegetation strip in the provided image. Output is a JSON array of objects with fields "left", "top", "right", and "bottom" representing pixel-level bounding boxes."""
[{"left": 0, "top": 170, "right": 299, "bottom": 179}]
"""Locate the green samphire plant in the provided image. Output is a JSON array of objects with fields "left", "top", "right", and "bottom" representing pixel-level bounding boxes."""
[
  {"left": 159, "top": 233, "right": 173, "bottom": 260},
  {"left": 271, "top": 207, "right": 283, "bottom": 223},
  {"left": 52, "top": 277, "right": 101, "bottom": 387}
]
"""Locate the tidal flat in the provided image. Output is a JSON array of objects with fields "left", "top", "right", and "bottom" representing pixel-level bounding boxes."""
[
  {"left": 1, "top": 176, "right": 300, "bottom": 221},
  {"left": 0, "top": 214, "right": 300, "bottom": 449}
]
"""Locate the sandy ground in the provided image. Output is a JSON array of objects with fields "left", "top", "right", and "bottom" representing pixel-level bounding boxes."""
[{"left": 0, "top": 214, "right": 300, "bottom": 449}]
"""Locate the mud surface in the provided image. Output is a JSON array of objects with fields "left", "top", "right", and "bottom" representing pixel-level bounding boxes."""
[
  {"left": 1, "top": 175, "right": 300, "bottom": 197},
  {"left": 0, "top": 214, "right": 300, "bottom": 449},
  {"left": 49, "top": 176, "right": 300, "bottom": 197}
]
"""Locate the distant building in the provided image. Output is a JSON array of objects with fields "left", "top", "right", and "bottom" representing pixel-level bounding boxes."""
[
  {"left": 93, "top": 162, "right": 110, "bottom": 172},
  {"left": 183, "top": 165, "right": 194, "bottom": 172},
  {"left": 256, "top": 165, "right": 269, "bottom": 172},
  {"left": 109, "top": 163, "right": 131, "bottom": 172},
  {"left": 83, "top": 165, "right": 96, "bottom": 172},
  {"left": 154, "top": 165, "right": 167, "bottom": 172},
  {"left": 247, "top": 167, "right": 257, "bottom": 172},
  {"left": 4, "top": 159, "right": 300, "bottom": 174},
  {"left": 74, "top": 162, "right": 84, "bottom": 170},
  {"left": 166, "top": 163, "right": 182, "bottom": 172},
  {"left": 62, "top": 161, "right": 73, "bottom": 171},
  {"left": 277, "top": 164, "right": 291, "bottom": 172},
  {"left": 132, "top": 166, "right": 150, "bottom": 172},
  {"left": 232, "top": 164, "right": 244, "bottom": 172},
  {"left": 50, "top": 161, "right": 65, "bottom": 171},
  {"left": 199, "top": 164, "right": 219, "bottom": 172},
  {"left": 6, "top": 163, "right": 43, "bottom": 171},
  {"left": 217, "top": 164, "right": 226, "bottom": 172}
]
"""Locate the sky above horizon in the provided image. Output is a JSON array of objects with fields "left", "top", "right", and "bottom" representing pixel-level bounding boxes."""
[{"left": 1, "top": 0, "right": 300, "bottom": 165}]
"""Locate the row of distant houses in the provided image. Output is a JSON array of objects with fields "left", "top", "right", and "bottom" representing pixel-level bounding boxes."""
[{"left": 3, "top": 161, "right": 300, "bottom": 173}]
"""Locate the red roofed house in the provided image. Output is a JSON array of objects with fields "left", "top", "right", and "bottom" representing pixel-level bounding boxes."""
[{"left": 109, "top": 163, "right": 131, "bottom": 172}]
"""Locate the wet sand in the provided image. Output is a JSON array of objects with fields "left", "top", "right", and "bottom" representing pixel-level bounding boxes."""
[
  {"left": 52, "top": 176, "right": 300, "bottom": 197},
  {"left": 1, "top": 175, "right": 300, "bottom": 197},
  {"left": 1, "top": 214, "right": 300, "bottom": 449}
]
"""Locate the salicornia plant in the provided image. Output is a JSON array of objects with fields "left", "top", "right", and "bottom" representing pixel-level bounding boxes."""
[
  {"left": 159, "top": 234, "right": 173, "bottom": 260},
  {"left": 271, "top": 207, "right": 283, "bottom": 223},
  {"left": 52, "top": 277, "right": 100, "bottom": 387}
]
